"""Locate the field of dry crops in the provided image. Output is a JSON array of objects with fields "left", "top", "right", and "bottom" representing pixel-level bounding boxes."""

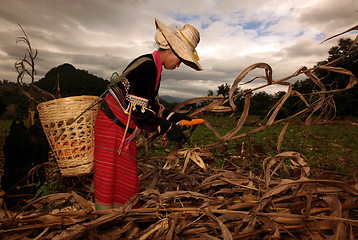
[
  {"left": 0, "top": 26, "right": 357, "bottom": 239},
  {"left": 0, "top": 150, "right": 357, "bottom": 239}
]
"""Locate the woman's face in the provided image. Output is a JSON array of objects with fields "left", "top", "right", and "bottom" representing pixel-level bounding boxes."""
[{"left": 163, "top": 49, "right": 181, "bottom": 70}]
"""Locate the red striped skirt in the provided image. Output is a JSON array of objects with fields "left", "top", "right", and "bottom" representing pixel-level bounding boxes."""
[{"left": 93, "top": 94, "right": 139, "bottom": 210}]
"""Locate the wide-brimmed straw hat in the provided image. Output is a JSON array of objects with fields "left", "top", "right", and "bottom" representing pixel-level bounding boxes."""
[{"left": 155, "top": 18, "right": 202, "bottom": 71}]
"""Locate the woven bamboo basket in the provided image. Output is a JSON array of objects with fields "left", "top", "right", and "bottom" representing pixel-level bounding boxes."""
[{"left": 37, "top": 95, "right": 101, "bottom": 177}]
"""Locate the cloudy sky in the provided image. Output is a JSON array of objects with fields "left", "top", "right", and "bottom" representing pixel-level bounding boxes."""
[{"left": 0, "top": 0, "right": 357, "bottom": 98}]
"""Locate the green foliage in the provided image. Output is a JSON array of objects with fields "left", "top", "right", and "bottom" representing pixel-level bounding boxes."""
[
  {"left": 0, "top": 96, "right": 7, "bottom": 116},
  {"left": 216, "top": 83, "right": 231, "bottom": 97},
  {"left": 292, "top": 79, "right": 315, "bottom": 94},
  {"left": 26, "top": 180, "right": 63, "bottom": 197},
  {"left": 0, "top": 81, "right": 28, "bottom": 120},
  {"left": 214, "top": 83, "right": 243, "bottom": 98},
  {"left": 249, "top": 92, "right": 273, "bottom": 117},
  {"left": 0, "top": 120, "right": 12, "bottom": 130}
]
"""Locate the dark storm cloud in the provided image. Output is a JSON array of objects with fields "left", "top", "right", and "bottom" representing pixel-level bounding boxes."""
[{"left": 1, "top": 0, "right": 356, "bottom": 97}]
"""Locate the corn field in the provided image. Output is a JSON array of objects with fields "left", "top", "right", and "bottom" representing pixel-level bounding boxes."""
[{"left": 0, "top": 26, "right": 357, "bottom": 239}]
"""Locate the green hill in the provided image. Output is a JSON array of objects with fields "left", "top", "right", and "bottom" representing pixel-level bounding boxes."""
[{"left": 35, "top": 63, "right": 110, "bottom": 97}]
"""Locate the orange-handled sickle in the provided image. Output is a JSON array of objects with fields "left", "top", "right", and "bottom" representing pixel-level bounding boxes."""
[{"left": 179, "top": 118, "right": 205, "bottom": 126}]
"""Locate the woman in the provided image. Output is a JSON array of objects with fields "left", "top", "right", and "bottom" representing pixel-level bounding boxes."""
[{"left": 93, "top": 18, "right": 202, "bottom": 210}]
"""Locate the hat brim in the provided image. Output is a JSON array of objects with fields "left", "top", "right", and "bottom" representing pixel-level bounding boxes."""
[{"left": 155, "top": 19, "right": 202, "bottom": 71}]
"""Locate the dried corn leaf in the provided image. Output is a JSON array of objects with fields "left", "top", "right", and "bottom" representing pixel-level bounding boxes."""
[
  {"left": 139, "top": 218, "right": 169, "bottom": 240},
  {"left": 229, "top": 62, "right": 273, "bottom": 111},
  {"left": 321, "top": 196, "right": 348, "bottom": 240},
  {"left": 202, "top": 208, "right": 233, "bottom": 240},
  {"left": 223, "top": 93, "right": 251, "bottom": 140},
  {"left": 162, "top": 155, "right": 180, "bottom": 170},
  {"left": 276, "top": 123, "right": 289, "bottom": 153},
  {"left": 320, "top": 24, "right": 358, "bottom": 44},
  {"left": 178, "top": 148, "right": 207, "bottom": 173}
]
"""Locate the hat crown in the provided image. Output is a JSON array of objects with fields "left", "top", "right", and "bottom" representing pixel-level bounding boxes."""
[
  {"left": 177, "top": 24, "right": 200, "bottom": 49},
  {"left": 155, "top": 29, "right": 171, "bottom": 49}
]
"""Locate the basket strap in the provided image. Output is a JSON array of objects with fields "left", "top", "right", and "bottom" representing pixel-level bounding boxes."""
[
  {"left": 101, "top": 99, "right": 135, "bottom": 134},
  {"left": 108, "top": 57, "right": 152, "bottom": 87}
]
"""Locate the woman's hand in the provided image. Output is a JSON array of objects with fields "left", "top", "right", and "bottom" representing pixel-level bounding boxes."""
[
  {"left": 158, "top": 119, "right": 187, "bottom": 143},
  {"left": 167, "top": 112, "right": 192, "bottom": 124}
]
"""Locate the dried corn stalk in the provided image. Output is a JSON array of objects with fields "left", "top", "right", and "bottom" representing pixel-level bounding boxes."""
[{"left": 1, "top": 153, "right": 357, "bottom": 239}]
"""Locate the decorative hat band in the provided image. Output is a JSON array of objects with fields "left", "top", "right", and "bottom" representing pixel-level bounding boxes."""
[{"left": 179, "top": 29, "right": 200, "bottom": 61}]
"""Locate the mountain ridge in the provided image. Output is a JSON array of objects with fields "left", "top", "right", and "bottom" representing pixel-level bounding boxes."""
[{"left": 159, "top": 95, "right": 189, "bottom": 103}]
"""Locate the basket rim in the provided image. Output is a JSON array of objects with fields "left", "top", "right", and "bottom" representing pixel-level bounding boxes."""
[{"left": 37, "top": 95, "right": 101, "bottom": 109}]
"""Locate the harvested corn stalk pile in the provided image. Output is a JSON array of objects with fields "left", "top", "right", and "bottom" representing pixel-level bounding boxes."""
[{"left": 0, "top": 151, "right": 357, "bottom": 239}]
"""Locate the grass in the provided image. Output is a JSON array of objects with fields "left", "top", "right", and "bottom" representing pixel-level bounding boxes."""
[{"left": 187, "top": 115, "right": 358, "bottom": 176}]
